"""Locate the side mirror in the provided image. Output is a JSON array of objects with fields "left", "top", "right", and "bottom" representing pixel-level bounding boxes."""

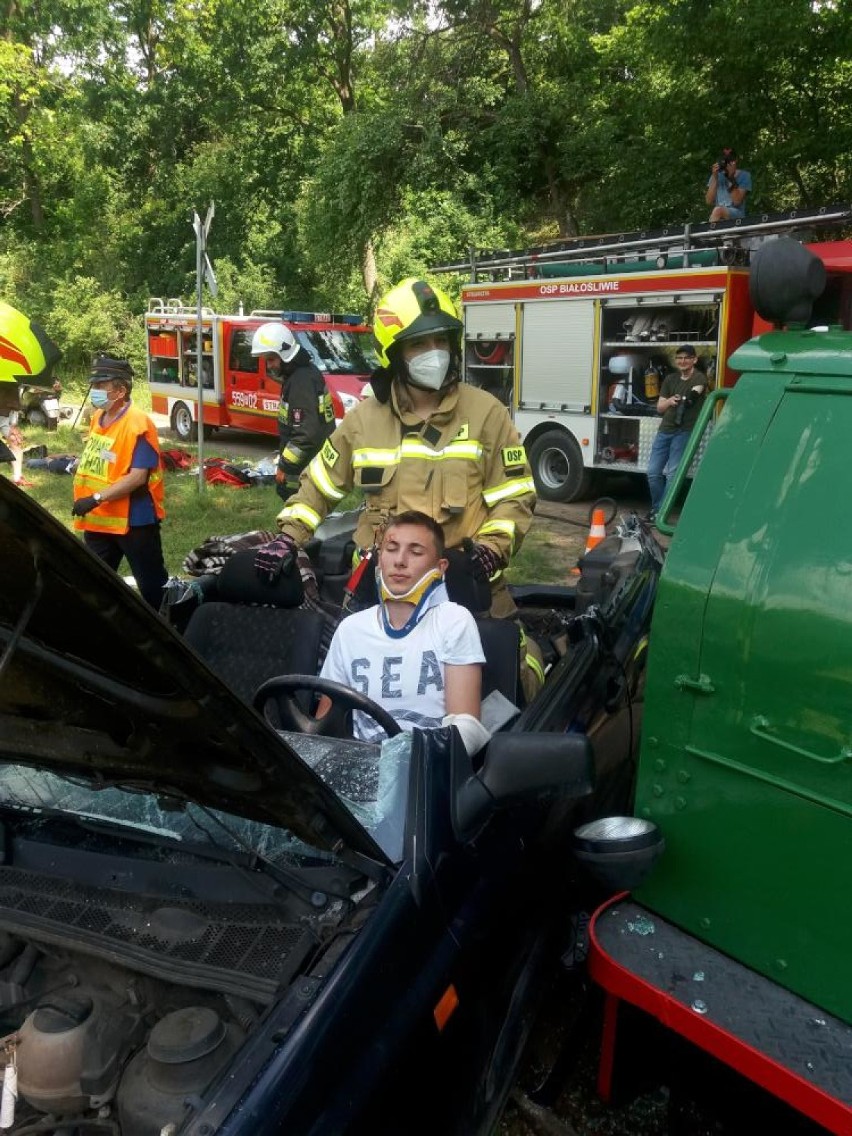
[
  {"left": 453, "top": 732, "right": 594, "bottom": 842},
  {"left": 573, "top": 816, "right": 665, "bottom": 892}
]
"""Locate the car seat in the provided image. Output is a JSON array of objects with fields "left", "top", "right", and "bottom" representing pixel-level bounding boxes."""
[
  {"left": 183, "top": 551, "right": 325, "bottom": 725},
  {"left": 475, "top": 618, "right": 522, "bottom": 705}
]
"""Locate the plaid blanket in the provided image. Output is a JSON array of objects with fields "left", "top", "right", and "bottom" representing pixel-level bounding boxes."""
[{"left": 182, "top": 529, "right": 276, "bottom": 577}]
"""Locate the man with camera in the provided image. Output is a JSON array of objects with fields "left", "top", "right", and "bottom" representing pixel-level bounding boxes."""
[
  {"left": 646, "top": 345, "right": 707, "bottom": 521},
  {"left": 706, "top": 147, "right": 751, "bottom": 221}
]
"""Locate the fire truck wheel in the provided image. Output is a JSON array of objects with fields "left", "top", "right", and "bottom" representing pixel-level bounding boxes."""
[
  {"left": 529, "top": 430, "right": 593, "bottom": 502},
  {"left": 171, "top": 401, "right": 198, "bottom": 442}
]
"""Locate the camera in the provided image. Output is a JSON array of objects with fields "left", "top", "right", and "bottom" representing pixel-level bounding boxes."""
[
  {"left": 674, "top": 390, "right": 698, "bottom": 427},
  {"left": 717, "top": 155, "right": 730, "bottom": 173}
]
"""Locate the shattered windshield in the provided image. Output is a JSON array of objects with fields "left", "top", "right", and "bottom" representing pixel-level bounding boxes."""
[
  {"left": 0, "top": 765, "right": 313, "bottom": 867},
  {"left": 283, "top": 732, "right": 412, "bottom": 863},
  {"left": 296, "top": 329, "right": 379, "bottom": 375},
  {"left": 0, "top": 733, "right": 412, "bottom": 865}
]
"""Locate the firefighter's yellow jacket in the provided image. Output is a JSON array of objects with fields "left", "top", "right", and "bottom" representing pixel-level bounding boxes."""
[{"left": 276, "top": 381, "right": 536, "bottom": 570}]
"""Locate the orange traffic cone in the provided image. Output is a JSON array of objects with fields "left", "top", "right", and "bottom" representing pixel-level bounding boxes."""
[{"left": 584, "top": 508, "right": 607, "bottom": 556}]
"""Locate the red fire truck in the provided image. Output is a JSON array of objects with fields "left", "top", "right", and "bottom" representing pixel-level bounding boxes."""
[
  {"left": 145, "top": 302, "right": 378, "bottom": 441},
  {"left": 431, "top": 207, "right": 852, "bottom": 500}
]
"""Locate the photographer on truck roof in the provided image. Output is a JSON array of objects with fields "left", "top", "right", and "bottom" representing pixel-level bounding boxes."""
[{"left": 706, "top": 147, "right": 752, "bottom": 222}]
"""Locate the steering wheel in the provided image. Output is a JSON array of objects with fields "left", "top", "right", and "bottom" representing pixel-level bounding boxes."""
[{"left": 252, "top": 674, "right": 402, "bottom": 738}]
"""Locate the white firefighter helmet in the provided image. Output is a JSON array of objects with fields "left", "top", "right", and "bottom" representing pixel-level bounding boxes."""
[
  {"left": 251, "top": 322, "right": 299, "bottom": 364},
  {"left": 607, "top": 352, "right": 645, "bottom": 375}
]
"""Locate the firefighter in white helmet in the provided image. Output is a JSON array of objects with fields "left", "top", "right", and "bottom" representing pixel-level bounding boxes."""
[
  {"left": 250, "top": 321, "right": 335, "bottom": 501},
  {"left": 255, "top": 278, "right": 543, "bottom": 699}
]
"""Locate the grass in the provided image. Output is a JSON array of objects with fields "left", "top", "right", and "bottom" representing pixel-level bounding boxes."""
[
  {"left": 9, "top": 420, "right": 568, "bottom": 584},
  {"left": 508, "top": 531, "right": 577, "bottom": 587},
  {"left": 13, "top": 422, "right": 280, "bottom": 577}
]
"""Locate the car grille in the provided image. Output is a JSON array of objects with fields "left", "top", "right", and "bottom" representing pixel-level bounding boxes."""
[{"left": 0, "top": 867, "right": 316, "bottom": 1001}]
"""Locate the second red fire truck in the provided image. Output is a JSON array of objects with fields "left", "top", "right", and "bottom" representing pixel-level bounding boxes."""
[
  {"left": 145, "top": 303, "right": 379, "bottom": 442},
  {"left": 431, "top": 208, "right": 852, "bottom": 500}
]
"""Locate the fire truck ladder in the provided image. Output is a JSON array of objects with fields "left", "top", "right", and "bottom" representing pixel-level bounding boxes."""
[
  {"left": 148, "top": 298, "right": 216, "bottom": 317},
  {"left": 429, "top": 204, "right": 851, "bottom": 281}
]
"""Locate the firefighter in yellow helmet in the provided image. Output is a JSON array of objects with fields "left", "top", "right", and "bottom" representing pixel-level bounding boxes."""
[
  {"left": 0, "top": 301, "right": 62, "bottom": 483},
  {"left": 255, "top": 277, "right": 544, "bottom": 699}
]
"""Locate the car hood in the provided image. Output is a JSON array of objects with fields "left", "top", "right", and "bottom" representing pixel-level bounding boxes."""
[{"left": 0, "top": 478, "right": 389, "bottom": 866}]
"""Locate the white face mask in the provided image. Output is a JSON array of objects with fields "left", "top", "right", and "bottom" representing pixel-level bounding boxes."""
[{"left": 405, "top": 349, "right": 451, "bottom": 391}]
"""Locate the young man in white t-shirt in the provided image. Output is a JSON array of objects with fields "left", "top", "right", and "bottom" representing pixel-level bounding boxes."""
[{"left": 318, "top": 511, "right": 490, "bottom": 754}]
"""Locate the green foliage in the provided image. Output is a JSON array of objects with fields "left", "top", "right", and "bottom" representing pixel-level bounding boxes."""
[
  {"left": 586, "top": 0, "right": 852, "bottom": 226},
  {"left": 296, "top": 109, "right": 412, "bottom": 269},
  {"left": 197, "top": 256, "right": 275, "bottom": 316},
  {"left": 376, "top": 187, "right": 517, "bottom": 302},
  {"left": 47, "top": 278, "right": 142, "bottom": 375},
  {"left": 0, "top": 0, "right": 848, "bottom": 343}
]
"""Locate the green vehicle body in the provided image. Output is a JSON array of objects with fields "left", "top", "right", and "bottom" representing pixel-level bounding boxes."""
[{"left": 634, "top": 326, "right": 852, "bottom": 1024}]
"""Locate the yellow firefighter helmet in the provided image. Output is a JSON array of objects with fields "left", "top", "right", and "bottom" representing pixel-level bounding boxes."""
[
  {"left": 0, "top": 301, "right": 61, "bottom": 387},
  {"left": 373, "top": 278, "right": 462, "bottom": 368}
]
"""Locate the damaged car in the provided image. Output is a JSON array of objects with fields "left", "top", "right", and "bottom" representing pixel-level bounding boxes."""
[{"left": 0, "top": 477, "right": 660, "bottom": 1135}]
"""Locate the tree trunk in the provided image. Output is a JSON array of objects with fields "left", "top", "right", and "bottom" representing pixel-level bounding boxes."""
[
  {"left": 13, "top": 98, "right": 44, "bottom": 229},
  {"left": 544, "top": 157, "right": 577, "bottom": 237},
  {"left": 361, "top": 238, "right": 378, "bottom": 303}
]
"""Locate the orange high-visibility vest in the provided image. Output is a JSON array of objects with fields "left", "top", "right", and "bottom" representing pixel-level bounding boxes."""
[{"left": 73, "top": 404, "right": 165, "bottom": 535}]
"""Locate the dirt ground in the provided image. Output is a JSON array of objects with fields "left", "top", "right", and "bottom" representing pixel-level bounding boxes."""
[
  {"left": 529, "top": 499, "right": 606, "bottom": 567},
  {"left": 499, "top": 998, "right": 672, "bottom": 1136},
  {"left": 530, "top": 492, "right": 648, "bottom": 559}
]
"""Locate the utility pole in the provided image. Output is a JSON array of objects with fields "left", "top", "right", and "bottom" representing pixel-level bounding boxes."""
[{"left": 192, "top": 202, "right": 217, "bottom": 491}]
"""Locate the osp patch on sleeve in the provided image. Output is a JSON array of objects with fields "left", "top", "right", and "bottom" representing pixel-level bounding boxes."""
[
  {"left": 321, "top": 439, "right": 340, "bottom": 468},
  {"left": 501, "top": 445, "right": 526, "bottom": 470}
]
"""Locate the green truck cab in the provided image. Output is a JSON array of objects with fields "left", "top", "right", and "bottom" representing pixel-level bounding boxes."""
[{"left": 580, "top": 240, "right": 852, "bottom": 1134}]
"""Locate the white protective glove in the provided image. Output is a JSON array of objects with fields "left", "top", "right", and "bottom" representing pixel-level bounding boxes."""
[{"left": 442, "top": 713, "right": 492, "bottom": 758}]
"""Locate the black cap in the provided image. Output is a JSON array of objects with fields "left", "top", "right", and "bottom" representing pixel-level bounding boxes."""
[
  {"left": 90, "top": 354, "right": 133, "bottom": 388},
  {"left": 675, "top": 344, "right": 697, "bottom": 357}
]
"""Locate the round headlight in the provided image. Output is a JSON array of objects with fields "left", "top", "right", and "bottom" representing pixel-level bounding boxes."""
[
  {"left": 573, "top": 816, "right": 665, "bottom": 892},
  {"left": 574, "top": 816, "right": 659, "bottom": 852}
]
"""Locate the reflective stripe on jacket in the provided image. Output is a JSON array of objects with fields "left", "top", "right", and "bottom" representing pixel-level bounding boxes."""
[
  {"left": 73, "top": 405, "right": 165, "bottom": 535},
  {"left": 276, "top": 357, "right": 334, "bottom": 480},
  {"left": 276, "top": 382, "right": 535, "bottom": 569}
]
